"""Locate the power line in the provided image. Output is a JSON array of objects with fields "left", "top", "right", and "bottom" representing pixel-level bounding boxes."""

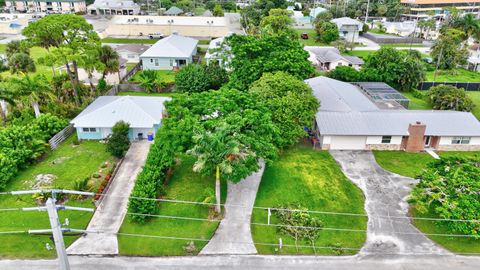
[{"left": 0, "top": 230, "right": 27, "bottom": 234}]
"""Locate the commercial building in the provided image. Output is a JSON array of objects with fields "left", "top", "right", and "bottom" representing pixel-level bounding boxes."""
[
  {"left": 87, "top": 0, "right": 140, "bottom": 15},
  {"left": 400, "top": 0, "right": 480, "bottom": 19},
  {"left": 5, "top": 0, "right": 86, "bottom": 13}
]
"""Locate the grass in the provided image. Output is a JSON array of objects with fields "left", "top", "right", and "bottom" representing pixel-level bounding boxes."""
[
  {"left": 118, "top": 91, "right": 178, "bottom": 97},
  {"left": 344, "top": 50, "right": 373, "bottom": 59},
  {"left": 294, "top": 29, "right": 329, "bottom": 46},
  {"left": 380, "top": 43, "right": 426, "bottom": 48},
  {"left": 101, "top": 38, "right": 158, "bottom": 44},
  {"left": 467, "top": 91, "right": 480, "bottom": 120},
  {"left": 197, "top": 39, "right": 211, "bottom": 45},
  {"left": 251, "top": 146, "right": 367, "bottom": 255},
  {"left": 402, "top": 92, "right": 433, "bottom": 110},
  {"left": 118, "top": 155, "right": 227, "bottom": 256},
  {"left": 425, "top": 68, "right": 480, "bottom": 82},
  {"left": 0, "top": 135, "right": 115, "bottom": 258},
  {"left": 130, "top": 69, "right": 176, "bottom": 84},
  {"left": 0, "top": 46, "right": 55, "bottom": 79},
  {"left": 126, "top": 63, "right": 137, "bottom": 72}
]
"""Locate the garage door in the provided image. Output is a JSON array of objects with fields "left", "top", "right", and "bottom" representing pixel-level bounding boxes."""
[{"left": 330, "top": 136, "right": 367, "bottom": 150}]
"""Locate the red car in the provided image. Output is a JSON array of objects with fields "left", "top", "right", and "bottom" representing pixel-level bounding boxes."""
[{"left": 300, "top": 33, "right": 309, "bottom": 40}]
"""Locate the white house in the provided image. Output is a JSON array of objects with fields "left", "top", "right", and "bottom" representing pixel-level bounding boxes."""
[
  {"left": 71, "top": 96, "right": 171, "bottom": 140},
  {"left": 87, "top": 0, "right": 140, "bottom": 15},
  {"left": 308, "top": 76, "right": 480, "bottom": 151},
  {"left": 309, "top": 7, "right": 327, "bottom": 19},
  {"left": 140, "top": 33, "right": 198, "bottom": 70},
  {"left": 305, "top": 46, "right": 363, "bottom": 71},
  {"left": 330, "top": 17, "right": 363, "bottom": 41},
  {"left": 115, "top": 44, "right": 149, "bottom": 63}
]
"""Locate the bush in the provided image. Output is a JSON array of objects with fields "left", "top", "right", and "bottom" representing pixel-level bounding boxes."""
[
  {"left": 327, "top": 66, "right": 361, "bottom": 82},
  {"left": 107, "top": 121, "right": 131, "bottom": 158},
  {"left": 427, "top": 84, "right": 474, "bottom": 112},
  {"left": 175, "top": 64, "right": 211, "bottom": 93},
  {"left": 315, "top": 21, "right": 339, "bottom": 44}
]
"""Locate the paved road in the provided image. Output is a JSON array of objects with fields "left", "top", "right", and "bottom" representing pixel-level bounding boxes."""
[
  {"left": 329, "top": 150, "right": 448, "bottom": 255},
  {"left": 1, "top": 254, "right": 479, "bottom": 270},
  {"left": 200, "top": 160, "right": 265, "bottom": 255},
  {"left": 67, "top": 141, "right": 152, "bottom": 255}
]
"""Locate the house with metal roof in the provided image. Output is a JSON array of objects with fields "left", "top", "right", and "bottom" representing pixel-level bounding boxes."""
[
  {"left": 140, "top": 33, "right": 198, "bottom": 70},
  {"left": 71, "top": 96, "right": 171, "bottom": 140},
  {"left": 164, "top": 6, "right": 184, "bottom": 16},
  {"left": 307, "top": 76, "right": 480, "bottom": 151},
  {"left": 305, "top": 46, "right": 363, "bottom": 71},
  {"left": 115, "top": 44, "right": 149, "bottom": 63},
  {"left": 330, "top": 17, "right": 363, "bottom": 41},
  {"left": 87, "top": 0, "right": 139, "bottom": 15}
]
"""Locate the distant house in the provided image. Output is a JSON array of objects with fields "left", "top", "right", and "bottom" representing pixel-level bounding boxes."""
[
  {"left": 304, "top": 46, "right": 363, "bottom": 71},
  {"left": 330, "top": 17, "right": 363, "bottom": 41},
  {"left": 71, "top": 96, "right": 171, "bottom": 140},
  {"left": 308, "top": 76, "right": 480, "bottom": 151},
  {"left": 164, "top": 6, "right": 184, "bottom": 16},
  {"left": 87, "top": 0, "right": 140, "bottom": 15},
  {"left": 205, "top": 35, "right": 233, "bottom": 68},
  {"left": 467, "top": 44, "right": 480, "bottom": 72},
  {"left": 309, "top": 7, "right": 327, "bottom": 19},
  {"left": 202, "top": 10, "right": 213, "bottom": 17},
  {"left": 115, "top": 44, "right": 149, "bottom": 63},
  {"left": 140, "top": 33, "right": 198, "bottom": 70}
]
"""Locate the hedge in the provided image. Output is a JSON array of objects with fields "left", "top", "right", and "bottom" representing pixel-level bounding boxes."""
[{"left": 0, "top": 114, "right": 67, "bottom": 190}]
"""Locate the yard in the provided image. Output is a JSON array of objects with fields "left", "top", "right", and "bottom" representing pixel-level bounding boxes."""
[
  {"left": 343, "top": 50, "right": 373, "bottom": 59},
  {"left": 251, "top": 146, "right": 367, "bottom": 255},
  {"left": 0, "top": 46, "right": 55, "bottom": 79},
  {"left": 425, "top": 68, "right": 480, "bottom": 82},
  {"left": 373, "top": 150, "right": 480, "bottom": 254},
  {"left": 101, "top": 38, "right": 159, "bottom": 44},
  {"left": 118, "top": 155, "right": 226, "bottom": 256},
  {"left": 295, "top": 29, "right": 328, "bottom": 46},
  {"left": 380, "top": 43, "right": 427, "bottom": 48},
  {"left": 0, "top": 135, "right": 115, "bottom": 258},
  {"left": 129, "top": 69, "right": 176, "bottom": 84}
]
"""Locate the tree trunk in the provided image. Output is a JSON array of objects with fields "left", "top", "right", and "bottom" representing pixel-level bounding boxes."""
[
  {"left": 31, "top": 101, "right": 41, "bottom": 118},
  {"left": 88, "top": 72, "right": 96, "bottom": 96},
  {"left": 215, "top": 165, "right": 221, "bottom": 213},
  {"left": 72, "top": 60, "right": 80, "bottom": 86},
  {"left": 65, "top": 62, "right": 80, "bottom": 106},
  {"left": 0, "top": 100, "right": 7, "bottom": 126}
]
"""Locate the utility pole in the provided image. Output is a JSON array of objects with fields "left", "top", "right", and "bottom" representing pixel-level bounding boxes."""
[
  {"left": 433, "top": 45, "right": 443, "bottom": 83},
  {"left": 9, "top": 189, "right": 95, "bottom": 270},
  {"left": 46, "top": 198, "right": 70, "bottom": 270},
  {"left": 365, "top": 0, "right": 370, "bottom": 23}
]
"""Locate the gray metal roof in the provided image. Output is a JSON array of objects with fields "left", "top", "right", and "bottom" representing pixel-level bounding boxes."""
[
  {"left": 316, "top": 110, "right": 480, "bottom": 136},
  {"left": 70, "top": 96, "right": 171, "bottom": 128},
  {"left": 304, "top": 46, "right": 363, "bottom": 65},
  {"left": 305, "top": 76, "right": 379, "bottom": 112},
  {"left": 140, "top": 34, "right": 198, "bottom": 58},
  {"left": 307, "top": 76, "right": 480, "bottom": 137},
  {"left": 330, "top": 17, "right": 363, "bottom": 29},
  {"left": 164, "top": 6, "right": 184, "bottom": 15},
  {"left": 115, "top": 44, "right": 150, "bottom": 54}
]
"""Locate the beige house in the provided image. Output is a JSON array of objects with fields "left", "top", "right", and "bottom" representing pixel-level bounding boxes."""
[{"left": 5, "top": 0, "right": 86, "bottom": 13}]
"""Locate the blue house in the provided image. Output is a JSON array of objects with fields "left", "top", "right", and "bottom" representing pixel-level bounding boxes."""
[{"left": 71, "top": 96, "right": 171, "bottom": 140}]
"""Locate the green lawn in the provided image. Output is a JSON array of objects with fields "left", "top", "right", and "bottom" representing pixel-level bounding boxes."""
[
  {"left": 101, "top": 38, "right": 158, "bottom": 44},
  {"left": 118, "top": 155, "right": 226, "bottom": 256},
  {"left": 380, "top": 43, "right": 427, "bottom": 48},
  {"left": 126, "top": 63, "right": 137, "bottom": 72},
  {"left": 402, "top": 92, "right": 433, "bottom": 110},
  {"left": 130, "top": 69, "right": 176, "bottom": 84},
  {"left": 251, "top": 147, "right": 367, "bottom": 255},
  {"left": 468, "top": 91, "right": 480, "bottom": 120},
  {"left": 0, "top": 46, "right": 55, "bottom": 79},
  {"left": 0, "top": 135, "right": 115, "bottom": 258},
  {"left": 425, "top": 68, "right": 480, "bottom": 82},
  {"left": 295, "top": 29, "right": 329, "bottom": 46},
  {"left": 118, "top": 91, "right": 178, "bottom": 97},
  {"left": 197, "top": 39, "right": 211, "bottom": 45},
  {"left": 344, "top": 50, "right": 373, "bottom": 59}
]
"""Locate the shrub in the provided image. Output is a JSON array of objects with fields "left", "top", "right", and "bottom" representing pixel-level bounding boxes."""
[
  {"left": 73, "top": 177, "right": 90, "bottom": 191},
  {"left": 175, "top": 64, "right": 211, "bottom": 93},
  {"left": 107, "top": 121, "right": 131, "bottom": 158},
  {"left": 315, "top": 21, "right": 339, "bottom": 44},
  {"left": 427, "top": 84, "right": 474, "bottom": 111},
  {"left": 327, "top": 66, "right": 361, "bottom": 82}
]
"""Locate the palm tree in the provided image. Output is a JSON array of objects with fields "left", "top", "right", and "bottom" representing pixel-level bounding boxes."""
[
  {"left": 79, "top": 48, "right": 102, "bottom": 95},
  {"left": 452, "top": 13, "right": 480, "bottom": 40},
  {"left": 10, "top": 75, "right": 55, "bottom": 118},
  {"left": 98, "top": 45, "right": 120, "bottom": 80},
  {"left": 0, "top": 84, "right": 17, "bottom": 125},
  {"left": 136, "top": 70, "right": 164, "bottom": 93},
  {"left": 187, "top": 123, "right": 251, "bottom": 213}
]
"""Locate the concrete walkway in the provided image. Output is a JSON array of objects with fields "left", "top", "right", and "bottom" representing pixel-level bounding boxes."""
[
  {"left": 200, "top": 160, "right": 265, "bottom": 255},
  {"left": 67, "top": 141, "right": 152, "bottom": 255},
  {"left": 329, "top": 150, "right": 448, "bottom": 256}
]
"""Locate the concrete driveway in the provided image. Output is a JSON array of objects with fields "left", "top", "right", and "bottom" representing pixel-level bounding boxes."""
[
  {"left": 200, "top": 160, "right": 265, "bottom": 255},
  {"left": 67, "top": 141, "right": 152, "bottom": 255},
  {"left": 329, "top": 150, "right": 448, "bottom": 256}
]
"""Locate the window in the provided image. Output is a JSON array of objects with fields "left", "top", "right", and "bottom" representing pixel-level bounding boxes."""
[
  {"left": 381, "top": 136, "right": 392, "bottom": 144},
  {"left": 150, "top": 59, "right": 153, "bottom": 63},
  {"left": 451, "top": 137, "right": 470, "bottom": 145},
  {"left": 82, "top": 128, "right": 97, "bottom": 133},
  {"left": 127, "top": 54, "right": 135, "bottom": 59}
]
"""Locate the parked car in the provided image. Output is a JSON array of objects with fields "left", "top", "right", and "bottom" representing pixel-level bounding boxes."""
[
  {"left": 301, "top": 33, "right": 309, "bottom": 40},
  {"left": 148, "top": 33, "right": 164, "bottom": 39}
]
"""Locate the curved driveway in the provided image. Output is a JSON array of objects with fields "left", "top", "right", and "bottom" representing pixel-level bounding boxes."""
[{"left": 329, "top": 150, "right": 448, "bottom": 256}]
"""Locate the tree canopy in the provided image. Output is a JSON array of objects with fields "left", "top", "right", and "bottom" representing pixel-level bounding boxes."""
[
  {"left": 249, "top": 72, "right": 319, "bottom": 148},
  {"left": 427, "top": 84, "right": 475, "bottom": 112},
  {"left": 225, "top": 34, "right": 315, "bottom": 90},
  {"left": 260, "top": 8, "right": 295, "bottom": 37},
  {"left": 314, "top": 21, "right": 339, "bottom": 44},
  {"left": 430, "top": 28, "right": 469, "bottom": 70}
]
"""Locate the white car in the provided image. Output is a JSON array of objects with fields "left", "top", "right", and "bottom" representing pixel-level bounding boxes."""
[{"left": 148, "top": 33, "right": 164, "bottom": 39}]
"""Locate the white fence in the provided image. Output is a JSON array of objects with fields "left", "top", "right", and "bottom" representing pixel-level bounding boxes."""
[{"left": 48, "top": 124, "right": 75, "bottom": 150}]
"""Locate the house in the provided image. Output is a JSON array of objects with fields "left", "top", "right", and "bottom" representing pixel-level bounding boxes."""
[
  {"left": 330, "top": 17, "right": 363, "bottom": 41},
  {"left": 205, "top": 35, "right": 232, "bottom": 67},
  {"left": 164, "top": 6, "right": 183, "bottom": 16},
  {"left": 307, "top": 76, "right": 480, "bottom": 151},
  {"left": 71, "top": 96, "right": 171, "bottom": 140},
  {"left": 467, "top": 44, "right": 480, "bottom": 72},
  {"left": 305, "top": 46, "right": 363, "bottom": 71},
  {"left": 87, "top": 0, "right": 140, "bottom": 15},
  {"left": 140, "top": 33, "right": 198, "bottom": 70},
  {"left": 58, "top": 58, "right": 127, "bottom": 85},
  {"left": 309, "top": 7, "right": 327, "bottom": 19},
  {"left": 115, "top": 44, "right": 149, "bottom": 63},
  {"left": 5, "top": 0, "right": 86, "bottom": 13}
]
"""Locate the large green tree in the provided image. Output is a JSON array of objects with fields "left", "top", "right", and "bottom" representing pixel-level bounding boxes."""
[
  {"left": 225, "top": 34, "right": 315, "bottom": 90},
  {"left": 10, "top": 75, "right": 55, "bottom": 118},
  {"left": 249, "top": 71, "right": 319, "bottom": 148},
  {"left": 260, "top": 8, "right": 295, "bottom": 37},
  {"left": 315, "top": 21, "right": 339, "bottom": 44},
  {"left": 427, "top": 84, "right": 474, "bottom": 112},
  {"left": 430, "top": 28, "right": 469, "bottom": 70}
]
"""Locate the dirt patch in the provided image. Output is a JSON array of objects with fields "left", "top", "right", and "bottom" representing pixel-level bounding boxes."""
[{"left": 28, "top": 174, "right": 57, "bottom": 189}]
